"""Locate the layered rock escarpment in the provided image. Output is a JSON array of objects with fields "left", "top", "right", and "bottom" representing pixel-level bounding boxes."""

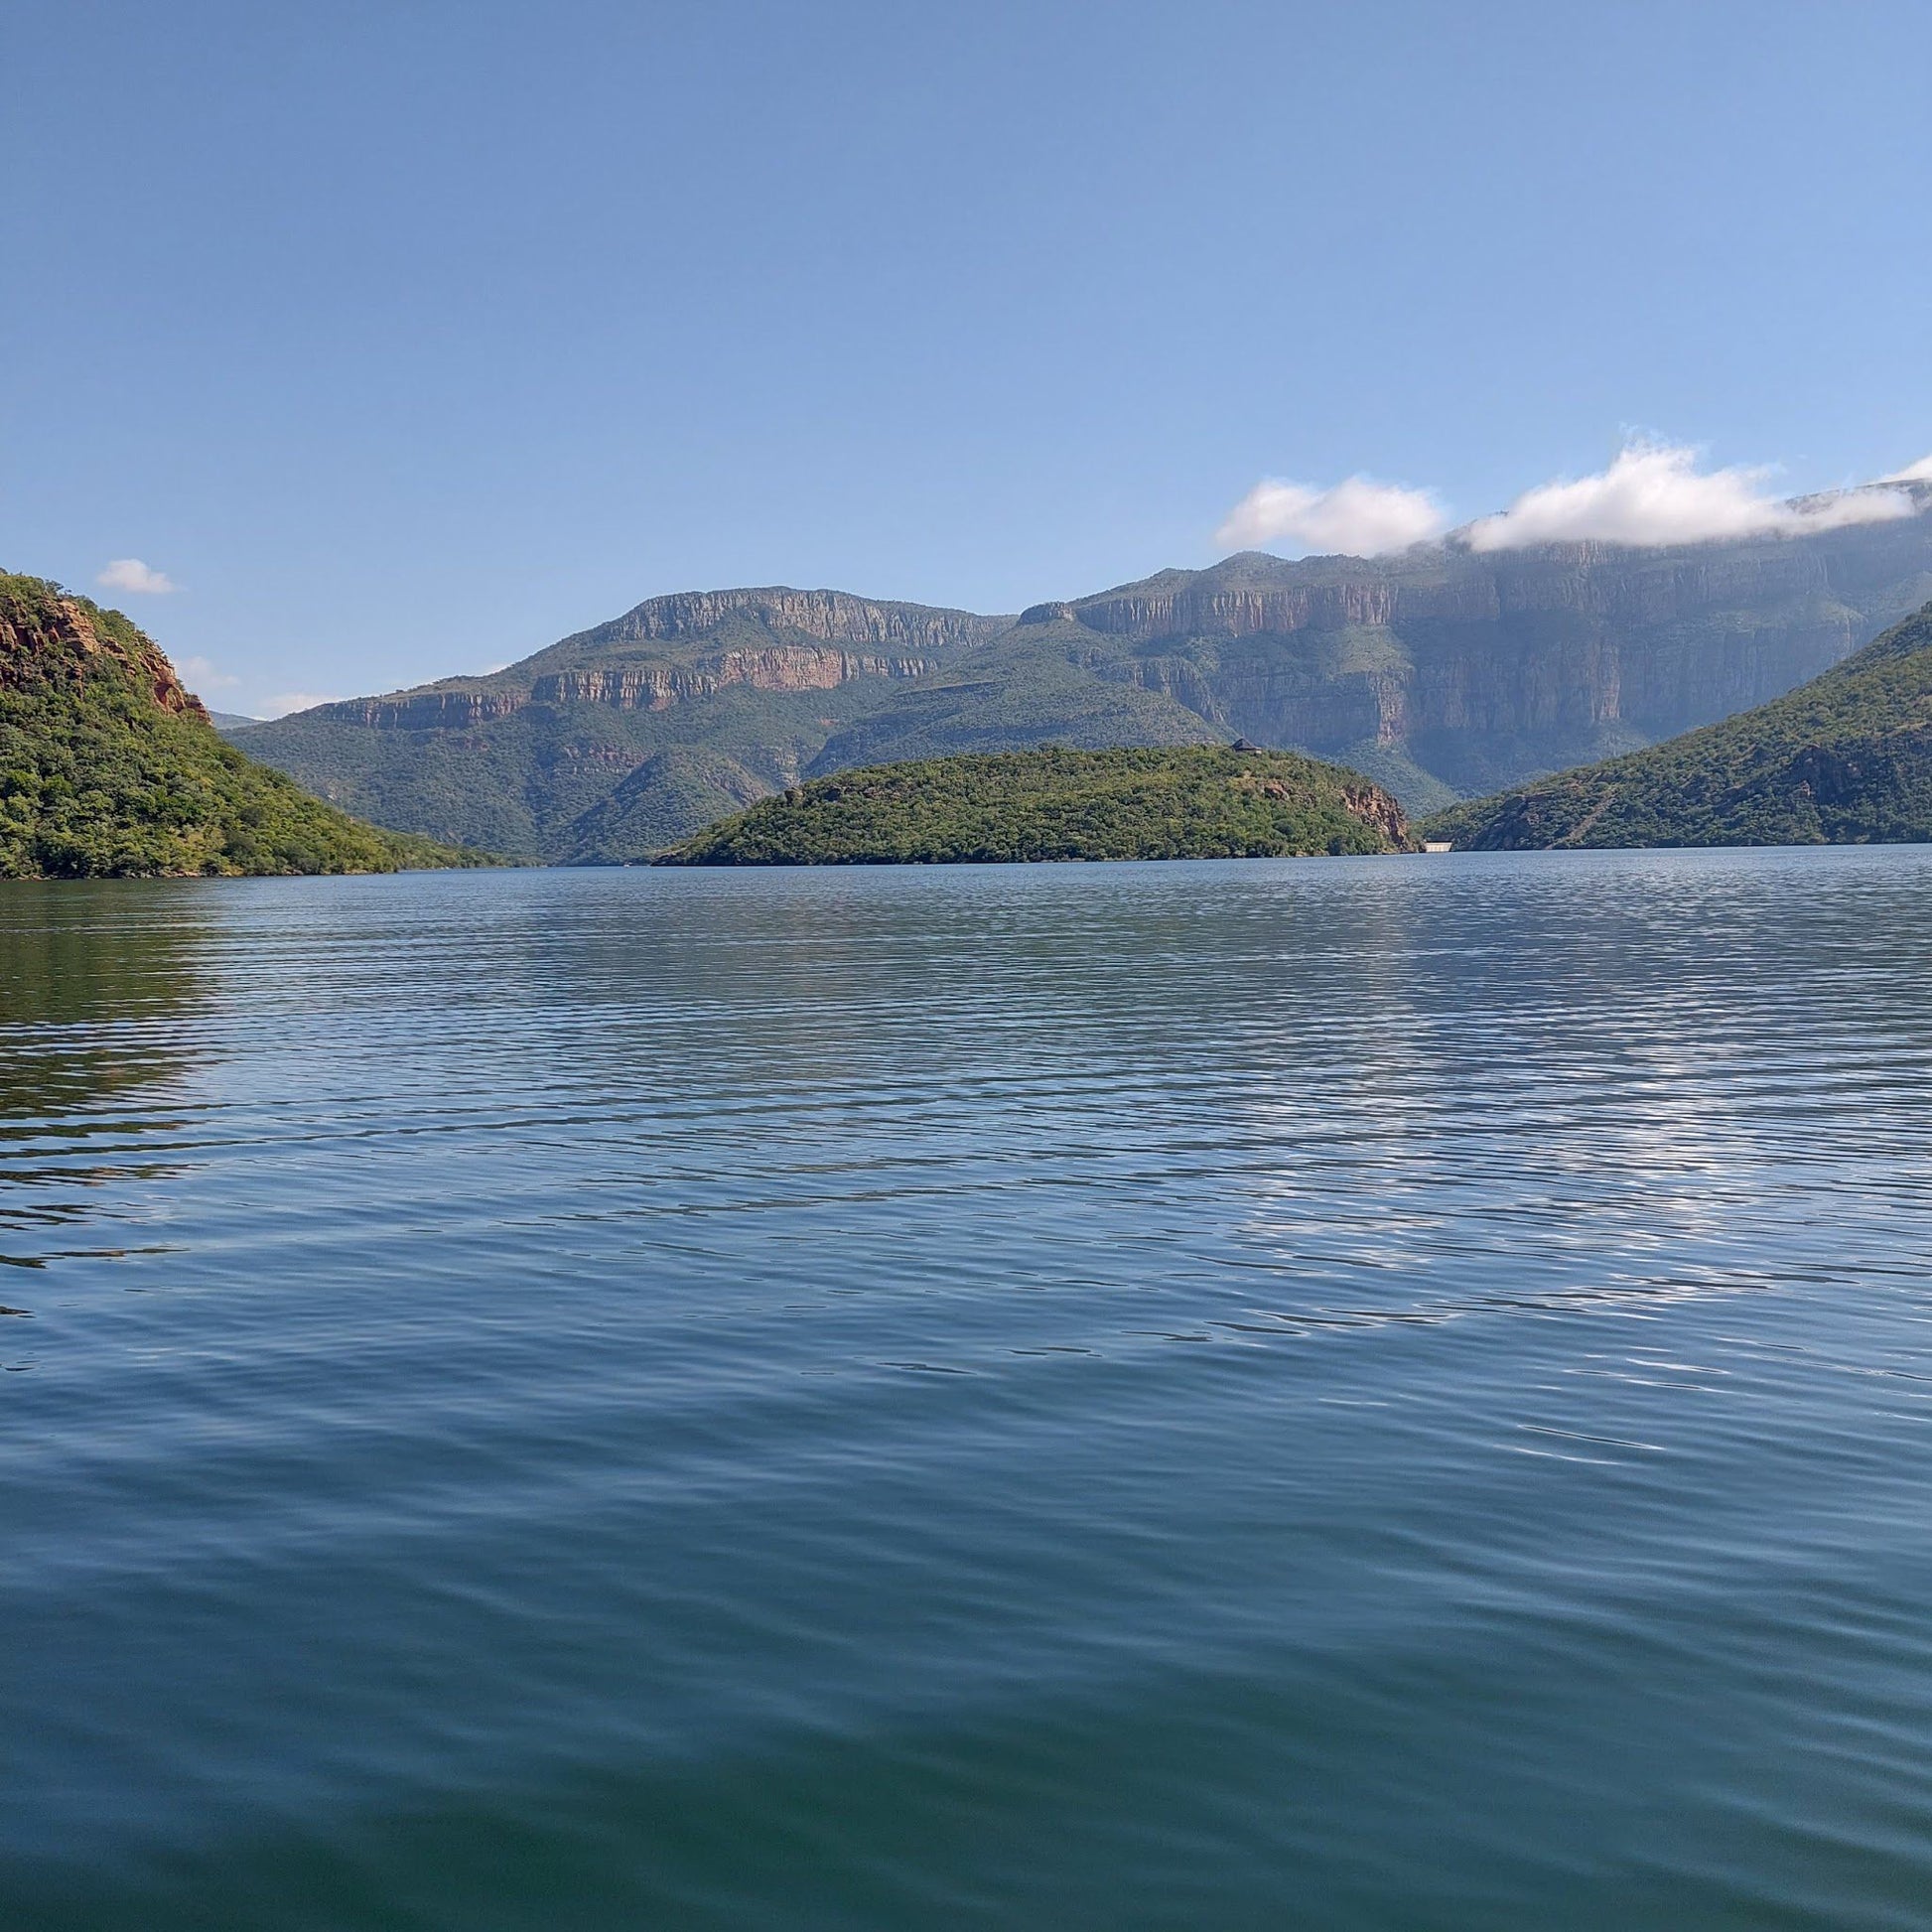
[
  {"left": 305, "top": 589, "right": 1002, "bottom": 734},
  {"left": 328, "top": 644, "right": 946, "bottom": 732},
  {"left": 326, "top": 688, "right": 529, "bottom": 730},
  {"left": 1070, "top": 577, "right": 1399, "bottom": 638},
  {"left": 565, "top": 587, "right": 1003, "bottom": 657},
  {"left": 532, "top": 648, "right": 936, "bottom": 708}
]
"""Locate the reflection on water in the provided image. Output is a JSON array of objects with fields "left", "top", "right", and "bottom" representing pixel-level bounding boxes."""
[
  {"left": 6, "top": 851, "right": 1932, "bottom": 1931},
  {"left": 0, "top": 884, "right": 212, "bottom": 1265}
]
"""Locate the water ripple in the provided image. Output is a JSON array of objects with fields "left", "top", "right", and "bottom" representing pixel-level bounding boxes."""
[{"left": 5, "top": 848, "right": 1932, "bottom": 1929}]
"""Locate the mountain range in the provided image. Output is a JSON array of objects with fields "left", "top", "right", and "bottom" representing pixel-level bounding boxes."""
[{"left": 231, "top": 485, "right": 1932, "bottom": 862}]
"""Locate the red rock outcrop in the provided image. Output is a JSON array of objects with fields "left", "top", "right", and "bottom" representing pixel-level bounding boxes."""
[{"left": 0, "top": 589, "right": 207, "bottom": 720}]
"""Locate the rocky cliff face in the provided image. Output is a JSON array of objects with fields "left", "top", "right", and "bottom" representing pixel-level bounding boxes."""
[
  {"left": 1, "top": 586, "right": 207, "bottom": 719},
  {"left": 325, "top": 688, "right": 529, "bottom": 730},
  {"left": 558, "top": 587, "right": 1006, "bottom": 658},
  {"left": 319, "top": 644, "right": 943, "bottom": 731},
  {"left": 535, "top": 647, "right": 935, "bottom": 706},
  {"left": 1338, "top": 778, "right": 1410, "bottom": 847},
  {"left": 1073, "top": 579, "right": 1401, "bottom": 638},
  {"left": 304, "top": 587, "right": 1001, "bottom": 735}
]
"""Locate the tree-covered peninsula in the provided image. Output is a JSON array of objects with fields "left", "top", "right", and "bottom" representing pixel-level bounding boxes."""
[
  {"left": 0, "top": 573, "right": 483, "bottom": 878},
  {"left": 655, "top": 745, "right": 1414, "bottom": 865}
]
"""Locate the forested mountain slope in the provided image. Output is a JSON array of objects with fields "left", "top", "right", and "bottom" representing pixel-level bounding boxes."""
[
  {"left": 1425, "top": 600, "right": 1932, "bottom": 849},
  {"left": 236, "top": 589, "right": 1008, "bottom": 859},
  {"left": 0, "top": 574, "right": 474, "bottom": 878}
]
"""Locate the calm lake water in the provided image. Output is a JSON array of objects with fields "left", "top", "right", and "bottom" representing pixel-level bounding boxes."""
[{"left": 6, "top": 850, "right": 1932, "bottom": 1930}]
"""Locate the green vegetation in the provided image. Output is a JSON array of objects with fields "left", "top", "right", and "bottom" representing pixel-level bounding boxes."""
[
  {"left": 1424, "top": 600, "right": 1932, "bottom": 849},
  {"left": 564, "top": 745, "right": 778, "bottom": 863},
  {"left": 0, "top": 573, "right": 486, "bottom": 878},
  {"left": 656, "top": 745, "right": 1413, "bottom": 866}
]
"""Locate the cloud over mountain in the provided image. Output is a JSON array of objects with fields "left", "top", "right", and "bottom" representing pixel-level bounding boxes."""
[
  {"left": 1462, "top": 443, "right": 1917, "bottom": 552},
  {"left": 1214, "top": 476, "right": 1448, "bottom": 557},
  {"left": 1218, "top": 442, "right": 1931, "bottom": 562}
]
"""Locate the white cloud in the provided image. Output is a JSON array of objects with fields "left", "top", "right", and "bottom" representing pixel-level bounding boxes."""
[
  {"left": 259, "top": 692, "right": 342, "bottom": 718},
  {"left": 97, "top": 558, "right": 181, "bottom": 595},
  {"left": 1882, "top": 454, "right": 1932, "bottom": 483},
  {"left": 1462, "top": 441, "right": 1917, "bottom": 552},
  {"left": 1215, "top": 475, "right": 1448, "bottom": 557},
  {"left": 179, "top": 653, "right": 240, "bottom": 690}
]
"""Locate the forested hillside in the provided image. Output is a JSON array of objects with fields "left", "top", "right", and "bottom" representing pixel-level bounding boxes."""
[
  {"left": 0, "top": 574, "right": 479, "bottom": 878},
  {"left": 1426, "top": 600, "right": 1932, "bottom": 849},
  {"left": 657, "top": 745, "right": 1413, "bottom": 866}
]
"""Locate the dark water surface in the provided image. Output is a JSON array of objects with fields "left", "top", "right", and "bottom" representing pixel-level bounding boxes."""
[{"left": 6, "top": 851, "right": 1932, "bottom": 1930}]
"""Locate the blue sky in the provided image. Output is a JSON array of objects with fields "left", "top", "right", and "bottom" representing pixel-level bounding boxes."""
[{"left": 4, "top": 0, "right": 1929, "bottom": 714}]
